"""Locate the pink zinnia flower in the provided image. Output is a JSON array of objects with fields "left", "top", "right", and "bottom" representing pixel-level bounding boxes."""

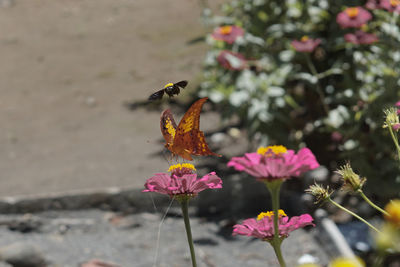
[
  {"left": 143, "top": 163, "right": 222, "bottom": 197},
  {"left": 227, "top": 145, "right": 319, "bottom": 181},
  {"left": 233, "top": 210, "right": 315, "bottom": 241},
  {"left": 336, "top": 7, "right": 372, "bottom": 28},
  {"left": 211, "top": 25, "right": 244, "bottom": 44},
  {"left": 380, "top": 0, "right": 400, "bottom": 12},
  {"left": 217, "top": 50, "right": 247, "bottom": 70},
  {"left": 291, "top": 36, "right": 321, "bottom": 53},
  {"left": 344, "top": 31, "right": 378, "bottom": 44}
]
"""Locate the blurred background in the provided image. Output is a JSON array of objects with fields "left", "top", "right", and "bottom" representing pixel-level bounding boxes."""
[{"left": 0, "top": 0, "right": 226, "bottom": 196}]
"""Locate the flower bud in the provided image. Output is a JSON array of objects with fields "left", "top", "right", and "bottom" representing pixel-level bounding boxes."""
[{"left": 336, "top": 163, "right": 366, "bottom": 192}]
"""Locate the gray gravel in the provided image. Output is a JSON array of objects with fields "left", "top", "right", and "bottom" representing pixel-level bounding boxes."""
[{"left": 0, "top": 209, "right": 329, "bottom": 267}]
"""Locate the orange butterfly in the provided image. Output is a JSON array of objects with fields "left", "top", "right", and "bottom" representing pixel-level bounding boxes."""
[{"left": 160, "top": 97, "right": 221, "bottom": 161}]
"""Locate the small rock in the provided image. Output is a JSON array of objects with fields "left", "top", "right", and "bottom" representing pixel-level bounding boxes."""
[
  {"left": 80, "top": 259, "right": 119, "bottom": 267},
  {"left": 0, "top": 242, "right": 47, "bottom": 267},
  {"left": 85, "top": 97, "right": 97, "bottom": 107}
]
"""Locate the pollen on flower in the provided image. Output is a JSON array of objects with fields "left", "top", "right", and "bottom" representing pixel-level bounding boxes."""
[
  {"left": 219, "top": 25, "right": 233, "bottom": 35},
  {"left": 257, "top": 210, "right": 287, "bottom": 220},
  {"left": 168, "top": 163, "right": 196, "bottom": 175},
  {"left": 346, "top": 7, "right": 359, "bottom": 18},
  {"left": 257, "top": 145, "right": 288, "bottom": 156},
  {"left": 301, "top": 36, "right": 309, "bottom": 42},
  {"left": 164, "top": 82, "right": 174, "bottom": 88}
]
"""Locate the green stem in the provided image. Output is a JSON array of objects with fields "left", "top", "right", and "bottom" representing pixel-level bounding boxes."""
[
  {"left": 305, "top": 54, "right": 330, "bottom": 115},
  {"left": 357, "top": 190, "right": 389, "bottom": 217},
  {"left": 266, "top": 180, "right": 286, "bottom": 267},
  {"left": 328, "top": 198, "right": 381, "bottom": 234},
  {"left": 180, "top": 199, "right": 197, "bottom": 267},
  {"left": 388, "top": 124, "right": 400, "bottom": 165}
]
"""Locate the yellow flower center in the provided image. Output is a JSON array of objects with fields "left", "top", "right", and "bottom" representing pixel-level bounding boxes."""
[
  {"left": 164, "top": 82, "right": 174, "bottom": 88},
  {"left": 257, "top": 145, "right": 288, "bottom": 156},
  {"left": 390, "top": 0, "right": 400, "bottom": 6},
  {"left": 257, "top": 210, "right": 287, "bottom": 220},
  {"left": 168, "top": 163, "right": 196, "bottom": 173},
  {"left": 219, "top": 25, "right": 233, "bottom": 35},
  {"left": 345, "top": 7, "right": 359, "bottom": 18},
  {"left": 301, "top": 36, "right": 309, "bottom": 42}
]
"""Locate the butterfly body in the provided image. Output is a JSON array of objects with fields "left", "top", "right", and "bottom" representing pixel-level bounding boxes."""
[
  {"left": 160, "top": 97, "right": 220, "bottom": 161},
  {"left": 149, "top": 80, "right": 188, "bottom": 101}
]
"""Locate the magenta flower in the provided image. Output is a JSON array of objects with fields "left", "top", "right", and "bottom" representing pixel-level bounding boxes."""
[
  {"left": 336, "top": 7, "right": 372, "bottom": 28},
  {"left": 380, "top": 0, "right": 400, "bottom": 12},
  {"left": 233, "top": 210, "right": 314, "bottom": 241},
  {"left": 291, "top": 36, "right": 321, "bottom": 53},
  {"left": 227, "top": 145, "right": 319, "bottom": 181},
  {"left": 217, "top": 50, "right": 247, "bottom": 70},
  {"left": 211, "top": 25, "right": 244, "bottom": 44},
  {"left": 344, "top": 31, "right": 378, "bottom": 44},
  {"left": 143, "top": 163, "right": 222, "bottom": 197}
]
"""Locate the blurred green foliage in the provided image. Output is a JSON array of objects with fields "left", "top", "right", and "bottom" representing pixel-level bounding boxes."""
[{"left": 200, "top": 0, "right": 400, "bottom": 196}]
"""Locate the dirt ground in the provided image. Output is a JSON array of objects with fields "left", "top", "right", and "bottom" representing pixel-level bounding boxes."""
[{"left": 0, "top": 0, "right": 224, "bottom": 197}]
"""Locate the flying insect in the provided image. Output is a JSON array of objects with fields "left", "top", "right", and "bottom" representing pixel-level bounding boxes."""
[{"left": 148, "top": 80, "right": 188, "bottom": 101}]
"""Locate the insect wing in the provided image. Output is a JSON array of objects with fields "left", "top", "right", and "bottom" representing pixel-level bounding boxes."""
[
  {"left": 175, "top": 80, "right": 188, "bottom": 89},
  {"left": 176, "top": 97, "right": 208, "bottom": 135},
  {"left": 182, "top": 129, "right": 221, "bottom": 157},
  {"left": 173, "top": 97, "right": 220, "bottom": 157},
  {"left": 148, "top": 89, "right": 165, "bottom": 101},
  {"left": 160, "top": 109, "right": 177, "bottom": 148}
]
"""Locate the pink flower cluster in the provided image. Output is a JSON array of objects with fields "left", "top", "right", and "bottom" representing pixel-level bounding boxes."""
[
  {"left": 291, "top": 36, "right": 321, "bottom": 53},
  {"left": 335, "top": 6, "right": 381, "bottom": 45},
  {"left": 336, "top": 7, "right": 372, "bottom": 28},
  {"left": 396, "top": 101, "right": 400, "bottom": 115},
  {"left": 233, "top": 211, "right": 314, "bottom": 241},
  {"left": 344, "top": 30, "right": 378, "bottom": 45},
  {"left": 211, "top": 25, "right": 244, "bottom": 44},
  {"left": 211, "top": 25, "right": 247, "bottom": 70},
  {"left": 227, "top": 146, "right": 319, "bottom": 181}
]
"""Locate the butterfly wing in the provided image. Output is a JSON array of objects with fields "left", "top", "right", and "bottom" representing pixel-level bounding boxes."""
[
  {"left": 149, "top": 89, "right": 165, "bottom": 101},
  {"left": 160, "top": 109, "right": 177, "bottom": 150},
  {"left": 173, "top": 97, "right": 221, "bottom": 159}
]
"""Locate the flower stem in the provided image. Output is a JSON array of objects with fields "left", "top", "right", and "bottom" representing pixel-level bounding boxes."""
[
  {"left": 328, "top": 198, "right": 381, "bottom": 234},
  {"left": 357, "top": 190, "right": 389, "bottom": 217},
  {"left": 266, "top": 180, "right": 286, "bottom": 267},
  {"left": 180, "top": 199, "right": 197, "bottom": 267},
  {"left": 388, "top": 124, "right": 400, "bottom": 165}
]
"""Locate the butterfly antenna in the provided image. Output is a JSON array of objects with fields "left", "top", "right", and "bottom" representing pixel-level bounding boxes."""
[{"left": 152, "top": 196, "right": 175, "bottom": 267}]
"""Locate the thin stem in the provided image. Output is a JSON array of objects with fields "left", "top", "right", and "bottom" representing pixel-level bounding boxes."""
[
  {"left": 328, "top": 198, "right": 381, "bottom": 234},
  {"left": 305, "top": 54, "right": 330, "bottom": 115},
  {"left": 266, "top": 180, "right": 286, "bottom": 267},
  {"left": 180, "top": 199, "right": 197, "bottom": 267},
  {"left": 388, "top": 124, "right": 400, "bottom": 165},
  {"left": 357, "top": 190, "right": 389, "bottom": 217}
]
